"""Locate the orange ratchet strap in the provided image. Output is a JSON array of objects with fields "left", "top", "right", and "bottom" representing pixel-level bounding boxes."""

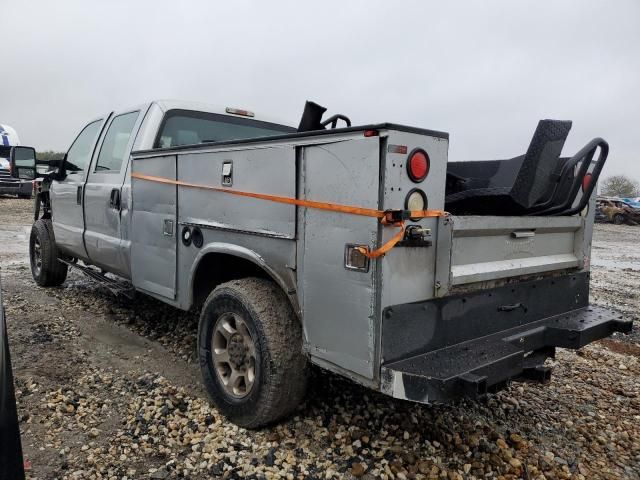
[{"left": 131, "top": 172, "right": 447, "bottom": 258}]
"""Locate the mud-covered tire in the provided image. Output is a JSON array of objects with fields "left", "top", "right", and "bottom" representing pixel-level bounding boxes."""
[
  {"left": 198, "top": 277, "right": 308, "bottom": 428},
  {"left": 29, "top": 219, "right": 68, "bottom": 287},
  {"left": 613, "top": 213, "right": 625, "bottom": 225}
]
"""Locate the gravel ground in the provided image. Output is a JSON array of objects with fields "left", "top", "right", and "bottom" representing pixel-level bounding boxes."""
[{"left": 1, "top": 196, "right": 638, "bottom": 480}]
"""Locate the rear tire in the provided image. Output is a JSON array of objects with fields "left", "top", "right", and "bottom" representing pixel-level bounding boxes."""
[
  {"left": 613, "top": 213, "right": 625, "bottom": 225},
  {"left": 198, "top": 277, "right": 308, "bottom": 428},
  {"left": 29, "top": 219, "right": 68, "bottom": 286}
]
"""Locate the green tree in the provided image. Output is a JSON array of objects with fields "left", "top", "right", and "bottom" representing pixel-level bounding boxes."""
[
  {"left": 36, "top": 150, "right": 65, "bottom": 161},
  {"left": 600, "top": 175, "right": 640, "bottom": 198}
]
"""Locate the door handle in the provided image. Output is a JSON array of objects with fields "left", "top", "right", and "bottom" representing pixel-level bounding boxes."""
[
  {"left": 76, "top": 186, "right": 83, "bottom": 205},
  {"left": 109, "top": 188, "right": 121, "bottom": 210}
]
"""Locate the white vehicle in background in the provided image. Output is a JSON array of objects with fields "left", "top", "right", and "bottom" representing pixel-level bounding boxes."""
[{"left": 0, "top": 124, "right": 36, "bottom": 199}]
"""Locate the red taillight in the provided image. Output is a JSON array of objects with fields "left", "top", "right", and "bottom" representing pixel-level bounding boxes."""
[
  {"left": 407, "top": 149, "right": 429, "bottom": 183},
  {"left": 363, "top": 130, "right": 378, "bottom": 137},
  {"left": 582, "top": 173, "right": 592, "bottom": 192}
]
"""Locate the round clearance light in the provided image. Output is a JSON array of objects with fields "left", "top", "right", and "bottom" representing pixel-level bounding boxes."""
[
  {"left": 405, "top": 189, "right": 428, "bottom": 220},
  {"left": 582, "top": 173, "right": 592, "bottom": 192},
  {"left": 407, "top": 149, "right": 430, "bottom": 183}
]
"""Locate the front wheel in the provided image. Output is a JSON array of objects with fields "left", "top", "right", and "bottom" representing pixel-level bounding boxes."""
[
  {"left": 613, "top": 213, "right": 625, "bottom": 225},
  {"left": 198, "top": 277, "right": 308, "bottom": 428},
  {"left": 29, "top": 219, "right": 68, "bottom": 286}
]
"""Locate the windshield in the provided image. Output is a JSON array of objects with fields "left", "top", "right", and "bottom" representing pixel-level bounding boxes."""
[{"left": 155, "top": 109, "right": 295, "bottom": 148}]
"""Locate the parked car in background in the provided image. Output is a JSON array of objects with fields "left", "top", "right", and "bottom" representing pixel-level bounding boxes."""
[
  {"left": 596, "top": 198, "right": 640, "bottom": 225},
  {"left": 620, "top": 197, "right": 640, "bottom": 209}
]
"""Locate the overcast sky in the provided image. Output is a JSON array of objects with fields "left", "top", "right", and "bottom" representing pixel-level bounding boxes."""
[{"left": 2, "top": 1, "right": 639, "bottom": 179}]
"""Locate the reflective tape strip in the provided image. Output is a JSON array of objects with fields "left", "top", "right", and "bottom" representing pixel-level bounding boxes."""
[{"left": 131, "top": 171, "right": 447, "bottom": 257}]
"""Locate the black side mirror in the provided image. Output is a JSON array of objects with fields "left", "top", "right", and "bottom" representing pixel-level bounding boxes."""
[
  {"left": 48, "top": 154, "right": 67, "bottom": 181},
  {"left": 9, "top": 146, "right": 36, "bottom": 181}
]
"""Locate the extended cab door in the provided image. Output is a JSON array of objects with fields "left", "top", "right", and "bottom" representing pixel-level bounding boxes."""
[
  {"left": 50, "top": 117, "right": 109, "bottom": 260},
  {"left": 83, "top": 109, "right": 144, "bottom": 278}
]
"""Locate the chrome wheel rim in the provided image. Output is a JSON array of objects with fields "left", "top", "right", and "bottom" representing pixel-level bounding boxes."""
[
  {"left": 32, "top": 237, "right": 42, "bottom": 276},
  {"left": 212, "top": 312, "right": 257, "bottom": 398}
]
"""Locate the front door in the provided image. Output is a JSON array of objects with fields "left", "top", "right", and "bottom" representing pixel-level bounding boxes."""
[
  {"left": 50, "top": 117, "right": 109, "bottom": 260},
  {"left": 83, "top": 109, "right": 143, "bottom": 277}
]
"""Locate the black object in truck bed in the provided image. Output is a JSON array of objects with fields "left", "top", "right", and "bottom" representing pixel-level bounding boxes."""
[{"left": 380, "top": 273, "right": 632, "bottom": 403}]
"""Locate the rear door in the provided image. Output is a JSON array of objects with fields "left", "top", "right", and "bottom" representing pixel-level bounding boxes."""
[
  {"left": 50, "top": 117, "right": 109, "bottom": 259},
  {"left": 83, "top": 109, "right": 144, "bottom": 277}
]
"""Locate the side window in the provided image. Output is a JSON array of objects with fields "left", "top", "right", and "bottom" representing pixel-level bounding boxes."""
[
  {"left": 65, "top": 120, "right": 103, "bottom": 173},
  {"left": 95, "top": 111, "right": 139, "bottom": 173}
]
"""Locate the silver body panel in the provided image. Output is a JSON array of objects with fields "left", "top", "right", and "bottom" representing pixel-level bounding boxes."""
[
  {"left": 448, "top": 215, "right": 585, "bottom": 286},
  {"left": 131, "top": 155, "right": 177, "bottom": 299},
  {"left": 297, "top": 136, "right": 380, "bottom": 380}
]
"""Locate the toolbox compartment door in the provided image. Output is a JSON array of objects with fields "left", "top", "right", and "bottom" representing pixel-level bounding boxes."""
[
  {"left": 446, "top": 215, "right": 584, "bottom": 286},
  {"left": 298, "top": 137, "right": 380, "bottom": 380},
  {"left": 131, "top": 154, "right": 177, "bottom": 299}
]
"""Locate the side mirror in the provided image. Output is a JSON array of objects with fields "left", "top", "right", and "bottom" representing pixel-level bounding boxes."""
[
  {"left": 44, "top": 155, "right": 67, "bottom": 181},
  {"left": 52, "top": 154, "right": 67, "bottom": 180},
  {"left": 9, "top": 146, "right": 37, "bottom": 181}
]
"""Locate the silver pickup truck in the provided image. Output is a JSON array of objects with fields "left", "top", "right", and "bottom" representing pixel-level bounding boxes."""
[{"left": 29, "top": 99, "right": 631, "bottom": 427}]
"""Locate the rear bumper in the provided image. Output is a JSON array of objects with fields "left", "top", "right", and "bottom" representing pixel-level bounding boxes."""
[{"left": 379, "top": 273, "right": 632, "bottom": 403}]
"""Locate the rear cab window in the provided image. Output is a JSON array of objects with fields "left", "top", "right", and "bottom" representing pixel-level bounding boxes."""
[{"left": 154, "top": 110, "right": 295, "bottom": 148}]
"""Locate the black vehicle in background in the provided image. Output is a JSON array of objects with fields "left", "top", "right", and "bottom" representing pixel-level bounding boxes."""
[{"left": 0, "top": 272, "right": 25, "bottom": 479}]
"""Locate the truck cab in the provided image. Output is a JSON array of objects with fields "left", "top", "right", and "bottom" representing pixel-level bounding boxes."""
[{"left": 46, "top": 101, "right": 294, "bottom": 277}]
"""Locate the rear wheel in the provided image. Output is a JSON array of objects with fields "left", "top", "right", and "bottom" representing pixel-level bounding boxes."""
[
  {"left": 29, "top": 219, "right": 68, "bottom": 286},
  {"left": 198, "top": 277, "right": 307, "bottom": 428},
  {"left": 613, "top": 213, "right": 625, "bottom": 225}
]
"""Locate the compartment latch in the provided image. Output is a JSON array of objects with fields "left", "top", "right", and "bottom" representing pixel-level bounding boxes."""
[{"left": 222, "top": 161, "right": 233, "bottom": 186}]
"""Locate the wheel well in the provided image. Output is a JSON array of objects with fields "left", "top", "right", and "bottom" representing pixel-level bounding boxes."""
[{"left": 191, "top": 253, "right": 271, "bottom": 310}]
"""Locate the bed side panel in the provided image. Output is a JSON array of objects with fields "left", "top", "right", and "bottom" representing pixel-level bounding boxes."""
[{"left": 298, "top": 137, "right": 380, "bottom": 380}]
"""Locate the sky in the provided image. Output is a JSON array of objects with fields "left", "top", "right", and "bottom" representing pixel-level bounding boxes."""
[{"left": 2, "top": 0, "right": 639, "bottom": 180}]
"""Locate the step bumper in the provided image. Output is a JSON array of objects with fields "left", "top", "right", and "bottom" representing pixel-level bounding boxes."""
[{"left": 380, "top": 305, "right": 631, "bottom": 403}]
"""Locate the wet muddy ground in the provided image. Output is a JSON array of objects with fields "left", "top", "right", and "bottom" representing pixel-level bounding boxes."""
[{"left": 1, "top": 196, "right": 638, "bottom": 480}]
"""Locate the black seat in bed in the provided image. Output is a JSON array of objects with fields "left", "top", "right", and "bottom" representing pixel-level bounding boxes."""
[{"left": 445, "top": 120, "right": 572, "bottom": 215}]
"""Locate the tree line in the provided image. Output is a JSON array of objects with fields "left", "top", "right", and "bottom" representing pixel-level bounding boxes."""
[
  {"left": 600, "top": 175, "right": 639, "bottom": 198},
  {"left": 36, "top": 151, "right": 65, "bottom": 161}
]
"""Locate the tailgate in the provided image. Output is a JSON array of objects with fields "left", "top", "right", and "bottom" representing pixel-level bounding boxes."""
[{"left": 444, "top": 215, "right": 585, "bottom": 287}]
